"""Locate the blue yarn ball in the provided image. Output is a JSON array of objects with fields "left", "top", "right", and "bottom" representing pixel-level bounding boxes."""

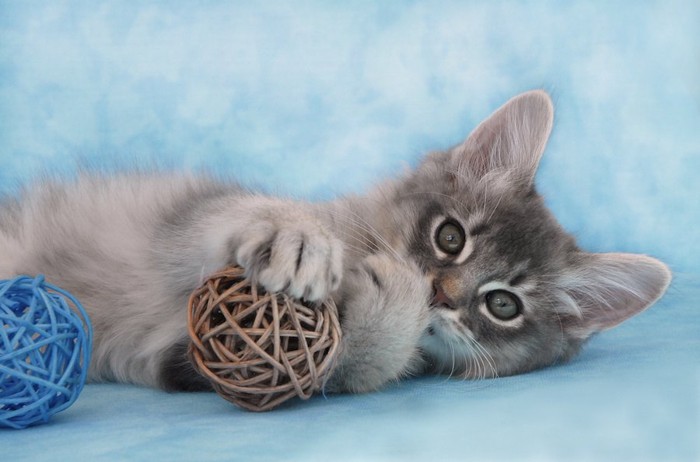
[{"left": 0, "top": 275, "right": 92, "bottom": 429}]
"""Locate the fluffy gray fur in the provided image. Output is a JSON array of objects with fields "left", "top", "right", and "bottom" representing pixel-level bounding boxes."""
[{"left": 0, "top": 91, "right": 671, "bottom": 393}]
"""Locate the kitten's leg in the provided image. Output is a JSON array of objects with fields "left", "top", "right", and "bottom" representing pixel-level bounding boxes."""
[
  {"left": 196, "top": 196, "right": 344, "bottom": 303},
  {"left": 157, "top": 195, "right": 344, "bottom": 391},
  {"left": 327, "top": 254, "right": 432, "bottom": 393}
]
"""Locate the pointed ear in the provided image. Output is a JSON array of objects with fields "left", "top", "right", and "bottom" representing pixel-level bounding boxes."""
[
  {"left": 564, "top": 253, "right": 672, "bottom": 339},
  {"left": 453, "top": 90, "right": 554, "bottom": 185}
]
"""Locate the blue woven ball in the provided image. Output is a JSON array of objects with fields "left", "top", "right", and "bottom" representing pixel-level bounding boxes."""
[{"left": 0, "top": 275, "right": 92, "bottom": 429}]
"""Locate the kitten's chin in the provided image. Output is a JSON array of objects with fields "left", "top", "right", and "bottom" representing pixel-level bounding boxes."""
[
  {"left": 419, "top": 328, "right": 468, "bottom": 376},
  {"left": 420, "top": 318, "right": 500, "bottom": 379}
]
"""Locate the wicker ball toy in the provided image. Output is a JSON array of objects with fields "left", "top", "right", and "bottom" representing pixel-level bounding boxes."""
[
  {"left": 0, "top": 275, "right": 92, "bottom": 429},
  {"left": 187, "top": 266, "right": 341, "bottom": 412}
]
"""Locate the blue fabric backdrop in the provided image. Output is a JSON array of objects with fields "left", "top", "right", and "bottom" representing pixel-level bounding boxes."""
[{"left": 0, "top": 1, "right": 698, "bottom": 461}]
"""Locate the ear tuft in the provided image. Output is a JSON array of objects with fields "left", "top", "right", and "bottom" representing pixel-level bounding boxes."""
[{"left": 564, "top": 253, "right": 672, "bottom": 339}]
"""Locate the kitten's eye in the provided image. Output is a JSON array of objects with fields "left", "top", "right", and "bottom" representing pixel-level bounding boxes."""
[
  {"left": 435, "top": 220, "right": 465, "bottom": 255},
  {"left": 485, "top": 290, "right": 521, "bottom": 321}
]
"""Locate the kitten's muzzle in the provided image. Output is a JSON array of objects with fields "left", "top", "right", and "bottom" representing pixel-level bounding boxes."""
[{"left": 431, "top": 280, "right": 456, "bottom": 310}]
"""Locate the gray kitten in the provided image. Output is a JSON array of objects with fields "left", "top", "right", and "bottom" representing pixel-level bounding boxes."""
[{"left": 0, "top": 91, "right": 671, "bottom": 393}]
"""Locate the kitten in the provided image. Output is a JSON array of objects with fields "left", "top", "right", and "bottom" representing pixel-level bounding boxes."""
[{"left": 0, "top": 90, "right": 671, "bottom": 393}]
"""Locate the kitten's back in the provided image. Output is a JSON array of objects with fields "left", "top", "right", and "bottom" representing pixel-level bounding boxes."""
[{"left": 0, "top": 173, "right": 236, "bottom": 385}]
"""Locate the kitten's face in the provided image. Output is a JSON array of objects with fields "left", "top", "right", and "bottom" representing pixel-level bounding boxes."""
[
  {"left": 384, "top": 91, "right": 671, "bottom": 378},
  {"left": 400, "top": 172, "right": 581, "bottom": 378}
]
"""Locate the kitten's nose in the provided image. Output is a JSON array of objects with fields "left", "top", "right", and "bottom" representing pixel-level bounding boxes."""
[{"left": 431, "top": 280, "right": 456, "bottom": 310}]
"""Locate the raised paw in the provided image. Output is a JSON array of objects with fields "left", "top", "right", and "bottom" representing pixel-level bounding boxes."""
[{"left": 234, "top": 217, "right": 343, "bottom": 302}]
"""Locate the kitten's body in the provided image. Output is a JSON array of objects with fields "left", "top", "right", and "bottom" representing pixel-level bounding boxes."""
[{"left": 0, "top": 91, "right": 671, "bottom": 393}]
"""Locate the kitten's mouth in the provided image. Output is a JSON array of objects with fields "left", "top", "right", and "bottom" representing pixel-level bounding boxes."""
[
  {"left": 428, "top": 280, "right": 465, "bottom": 340},
  {"left": 424, "top": 312, "right": 451, "bottom": 340}
]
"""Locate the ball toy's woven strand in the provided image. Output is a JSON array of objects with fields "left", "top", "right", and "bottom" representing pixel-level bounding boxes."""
[{"left": 0, "top": 275, "right": 92, "bottom": 429}]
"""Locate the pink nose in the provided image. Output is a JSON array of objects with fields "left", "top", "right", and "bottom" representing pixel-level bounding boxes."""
[{"left": 431, "top": 280, "right": 456, "bottom": 309}]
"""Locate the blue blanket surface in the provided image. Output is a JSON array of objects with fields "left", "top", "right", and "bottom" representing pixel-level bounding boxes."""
[{"left": 0, "top": 1, "right": 698, "bottom": 461}]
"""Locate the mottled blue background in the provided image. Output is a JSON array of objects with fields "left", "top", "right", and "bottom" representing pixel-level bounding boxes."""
[{"left": 0, "top": 1, "right": 697, "bottom": 461}]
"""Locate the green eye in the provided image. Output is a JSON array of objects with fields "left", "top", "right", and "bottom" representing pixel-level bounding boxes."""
[
  {"left": 435, "top": 220, "right": 465, "bottom": 255},
  {"left": 485, "top": 290, "right": 521, "bottom": 320}
]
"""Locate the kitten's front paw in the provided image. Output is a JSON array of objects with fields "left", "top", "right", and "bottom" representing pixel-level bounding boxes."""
[
  {"left": 235, "top": 217, "right": 343, "bottom": 302},
  {"left": 329, "top": 254, "right": 431, "bottom": 393}
]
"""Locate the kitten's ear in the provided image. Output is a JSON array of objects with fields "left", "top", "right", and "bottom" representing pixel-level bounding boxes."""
[
  {"left": 454, "top": 90, "right": 554, "bottom": 185},
  {"left": 564, "top": 253, "right": 672, "bottom": 339}
]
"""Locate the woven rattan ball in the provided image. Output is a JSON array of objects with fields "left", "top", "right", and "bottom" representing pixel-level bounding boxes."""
[
  {"left": 0, "top": 275, "right": 92, "bottom": 429},
  {"left": 187, "top": 266, "right": 341, "bottom": 412}
]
